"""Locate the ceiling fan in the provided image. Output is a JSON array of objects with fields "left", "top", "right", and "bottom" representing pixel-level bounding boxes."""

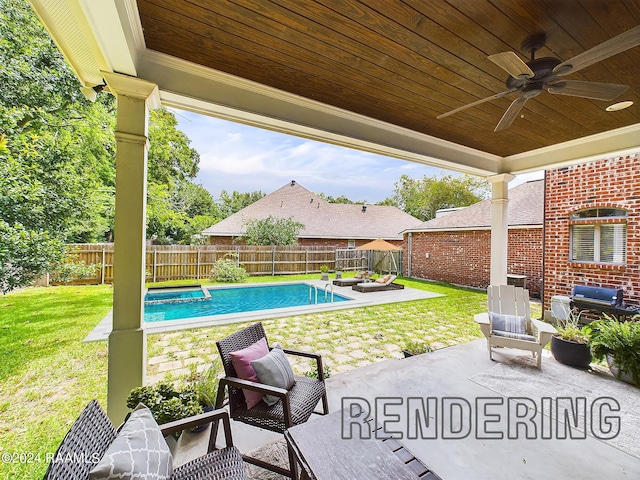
[{"left": 437, "top": 25, "right": 640, "bottom": 132}]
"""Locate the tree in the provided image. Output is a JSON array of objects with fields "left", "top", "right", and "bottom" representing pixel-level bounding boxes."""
[
  {"left": 0, "top": 0, "right": 211, "bottom": 290},
  {"left": 147, "top": 108, "right": 200, "bottom": 185},
  {"left": 0, "top": 0, "right": 116, "bottom": 290},
  {"left": 385, "top": 174, "right": 489, "bottom": 221},
  {"left": 316, "top": 193, "right": 364, "bottom": 204},
  {"left": 171, "top": 182, "right": 219, "bottom": 218},
  {"left": 241, "top": 216, "right": 304, "bottom": 246},
  {"left": 217, "top": 190, "right": 265, "bottom": 219},
  {"left": 0, "top": 220, "right": 65, "bottom": 294}
]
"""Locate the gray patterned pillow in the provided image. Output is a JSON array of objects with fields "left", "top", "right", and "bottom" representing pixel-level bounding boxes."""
[
  {"left": 89, "top": 404, "right": 173, "bottom": 480},
  {"left": 251, "top": 345, "right": 296, "bottom": 406},
  {"left": 489, "top": 312, "right": 536, "bottom": 341}
]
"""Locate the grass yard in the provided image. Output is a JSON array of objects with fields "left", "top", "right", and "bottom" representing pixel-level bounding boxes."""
[{"left": 0, "top": 276, "right": 538, "bottom": 479}]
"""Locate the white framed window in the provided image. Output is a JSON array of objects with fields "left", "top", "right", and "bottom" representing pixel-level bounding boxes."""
[
  {"left": 570, "top": 209, "right": 627, "bottom": 264},
  {"left": 347, "top": 240, "right": 356, "bottom": 249}
]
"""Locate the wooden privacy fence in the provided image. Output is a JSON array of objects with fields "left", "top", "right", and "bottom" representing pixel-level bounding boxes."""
[{"left": 63, "top": 244, "right": 373, "bottom": 284}]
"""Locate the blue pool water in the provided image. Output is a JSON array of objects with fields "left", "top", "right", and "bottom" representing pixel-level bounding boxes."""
[
  {"left": 144, "top": 283, "right": 350, "bottom": 322},
  {"left": 145, "top": 290, "right": 204, "bottom": 301}
]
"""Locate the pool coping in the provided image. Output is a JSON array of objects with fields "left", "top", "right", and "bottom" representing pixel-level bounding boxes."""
[{"left": 84, "top": 280, "right": 443, "bottom": 342}]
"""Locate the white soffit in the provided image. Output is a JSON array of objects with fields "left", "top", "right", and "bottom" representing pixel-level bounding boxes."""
[
  {"left": 78, "top": 0, "right": 138, "bottom": 77},
  {"left": 503, "top": 123, "right": 640, "bottom": 174},
  {"left": 27, "top": 0, "right": 105, "bottom": 86}
]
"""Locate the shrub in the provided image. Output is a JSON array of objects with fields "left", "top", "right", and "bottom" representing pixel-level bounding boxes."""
[
  {"left": 403, "top": 340, "right": 433, "bottom": 355},
  {"left": 210, "top": 252, "right": 248, "bottom": 282},
  {"left": 126, "top": 382, "right": 203, "bottom": 425},
  {"left": 50, "top": 254, "right": 100, "bottom": 284}
]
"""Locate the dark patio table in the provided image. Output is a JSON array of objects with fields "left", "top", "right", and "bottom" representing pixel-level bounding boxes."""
[{"left": 284, "top": 409, "right": 441, "bottom": 480}]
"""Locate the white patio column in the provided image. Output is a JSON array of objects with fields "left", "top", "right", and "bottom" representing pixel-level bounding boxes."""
[
  {"left": 487, "top": 173, "right": 515, "bottom": 286},
  {"left": 103, "top": 72, "right": 159, "bottom": 423}
]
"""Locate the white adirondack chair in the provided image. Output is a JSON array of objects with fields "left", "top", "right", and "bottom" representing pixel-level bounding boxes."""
[{"left": 475, "top": 285, "right": 557, "bottom": 369}]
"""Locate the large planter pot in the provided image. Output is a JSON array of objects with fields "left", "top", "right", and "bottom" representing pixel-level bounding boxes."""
[
  {"left": 190, "top": 405, "right": 214, "bottom": 433},
  {"left": 606, "top": 354, "right": 637, "bottom": 386},
  {"left": 550, "top": 336, "right": 591, "bottom": 369}
]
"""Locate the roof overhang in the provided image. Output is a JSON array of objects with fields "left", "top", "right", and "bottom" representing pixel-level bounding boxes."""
[{"left": 28, "top": 0, "right": 640, "bottom": 178}]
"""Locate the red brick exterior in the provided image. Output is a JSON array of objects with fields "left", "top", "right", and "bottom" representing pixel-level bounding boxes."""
[
  {"left": 404, "top": 227, "right": 543, "bottom": 294},
  {"left": 208, "top": 235, "right": 402, "bottom": 249},
  {"left": 543, "top": 154, "right": 640, "bottom": 310}
]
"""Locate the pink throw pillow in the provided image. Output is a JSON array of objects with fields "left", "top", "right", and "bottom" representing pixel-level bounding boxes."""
[{"left": 230, "top": 337, "right": 269, "bottom": 409}]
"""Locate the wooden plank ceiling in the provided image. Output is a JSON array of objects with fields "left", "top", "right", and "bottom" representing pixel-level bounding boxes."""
[{"left": 137, "top": 0, "right": 640, "bottom": 157}]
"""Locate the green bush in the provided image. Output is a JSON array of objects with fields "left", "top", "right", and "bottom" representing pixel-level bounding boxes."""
[
  {"left": 210, "top": 252, "right": 248, "bottom": 282},
  {"left": 50, "top": 255, "right": 101, "bottom": 284},
  {"left": 126, "top": 382, "right": 203, "bottom": 425},
  {"left": 403, "top": 340, "right": 433, "bottom": 355}
]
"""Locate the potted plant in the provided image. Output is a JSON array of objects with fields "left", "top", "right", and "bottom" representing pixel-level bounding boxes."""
[
  {"left": 320, "top": 264, "right": 329, "bottom": 281},
  {"left": 588, "top": 314, "right": 640, "bottom": 386},
  {"left": 550, "top": 308, "right": 591, "bottom": 368},
  {"left": 184, "top": 361, "right": 222, "bottom": 432},
  {"left": 402, "top": 340, "right": 433, "bottom": 358}
]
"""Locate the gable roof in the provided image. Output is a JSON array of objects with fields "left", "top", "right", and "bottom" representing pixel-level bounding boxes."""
[
  {"left": 405, "top": 179, "right": 544, "bottom": 233},
  {"left": 203, "top": 181, "right": 421, "bottom": 240}
]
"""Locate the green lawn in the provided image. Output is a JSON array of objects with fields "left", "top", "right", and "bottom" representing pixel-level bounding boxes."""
[{"left": 0, "top": 276, "right": 534, "bottom": 479}]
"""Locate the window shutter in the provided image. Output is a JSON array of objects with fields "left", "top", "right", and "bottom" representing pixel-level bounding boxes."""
[{"left": 571, "top": 225, "right": 594, "bottom": 261}]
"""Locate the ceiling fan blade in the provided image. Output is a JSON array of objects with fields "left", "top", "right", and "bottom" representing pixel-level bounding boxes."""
[
  {"left": 548, "top": 80, "right": 629, "bottom": 101},
  {"left": 494, "top": 96, "right": 527, "bottom": 132},
  {"left": 553, "top": 25, "right": 640, "bottom": 76},
  {"left": 437, "top": 90, "right": 513, "bottom": 120},
  {"left": 488, "top": 52, "right": 534, "bottom": 79}
]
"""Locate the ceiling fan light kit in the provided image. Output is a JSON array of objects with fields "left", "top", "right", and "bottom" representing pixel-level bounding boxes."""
[{"left": 439, "top": 25, "right": 640, "bottom": 131}]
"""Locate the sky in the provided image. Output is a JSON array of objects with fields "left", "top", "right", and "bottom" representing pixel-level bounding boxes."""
[{"left": 173, "top": 109, "right": 544, "bottom": 204}]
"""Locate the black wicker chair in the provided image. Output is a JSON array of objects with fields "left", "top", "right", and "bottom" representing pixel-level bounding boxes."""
[
  {"left": 215, "top": 322, "right": 329, "bottom": 479},
  {"left": 44, "top": 400, "right": 247, "bottom": 480}
]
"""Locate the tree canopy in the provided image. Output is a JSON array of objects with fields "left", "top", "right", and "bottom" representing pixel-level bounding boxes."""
[
  {"left": 241, "top": 216, "right": 304, "bottom": 246},
  {"left": 0, "top": 0, "right": 215, "bottom": 289},
  {"left": 384, "top": 174, "right": 490, "bottom": 222}
]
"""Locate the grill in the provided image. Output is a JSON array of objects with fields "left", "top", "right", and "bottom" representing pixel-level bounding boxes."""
[{"left": 571, "top": 284, "right": 640, "bottom": 318}]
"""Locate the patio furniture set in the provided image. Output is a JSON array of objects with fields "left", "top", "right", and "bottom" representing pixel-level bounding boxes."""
[{"left": 47, "top": 284, "right": 562, "bottom": 479}]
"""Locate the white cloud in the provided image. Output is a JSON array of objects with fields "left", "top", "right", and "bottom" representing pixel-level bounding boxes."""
[{"left": 176, "top": 110, "right": 460, "bottom": 202}]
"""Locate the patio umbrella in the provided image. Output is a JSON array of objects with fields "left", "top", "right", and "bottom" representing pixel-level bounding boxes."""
[{"left": 357, "top": 238, "right": 402, "bottom": 273}]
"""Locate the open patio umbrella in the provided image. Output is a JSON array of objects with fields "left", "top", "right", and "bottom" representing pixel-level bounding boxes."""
[{"left": 357, "top": 238, "right": 402, "bottom": 273}]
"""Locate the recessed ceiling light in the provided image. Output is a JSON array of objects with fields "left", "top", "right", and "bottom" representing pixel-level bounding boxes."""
[{"left": 606, "top": 101, "right": 633, "bottom": 112}]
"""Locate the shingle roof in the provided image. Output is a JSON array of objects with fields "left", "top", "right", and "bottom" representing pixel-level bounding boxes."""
[
  {"left": 404, "top": 179, "right": 544, "bottom": 232},
  {"left": 202, "top": 181, "right": 421, "bottom": 240}
]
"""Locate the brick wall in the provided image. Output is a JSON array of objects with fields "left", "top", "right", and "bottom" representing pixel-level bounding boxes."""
[
  {"left": 543, "top": 154, "right": 640, "bottom": 310},
  {"left": 405, "top": 227, "right": 543, "bottom": 294},
  {"left": 208, "top": 235, "right": 402, "bottom": 249}
]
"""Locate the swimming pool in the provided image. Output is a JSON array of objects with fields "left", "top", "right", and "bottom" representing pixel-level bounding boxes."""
[{"left": 144, "top": 283, "right": 350, "bottom": 322}]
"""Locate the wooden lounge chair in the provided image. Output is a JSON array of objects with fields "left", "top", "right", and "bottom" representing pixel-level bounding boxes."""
[
  {"left": 215, "top": 322, "right": 329, "bottom": 479},
  {"left": 475, "top": 285, "right": 557, "bottom": 369},
  {"left": 44, "top": 400, "right": 246, "bottom": 480},
  {"left": 351, "top": 274, "right": 404, "bottom": 293}
]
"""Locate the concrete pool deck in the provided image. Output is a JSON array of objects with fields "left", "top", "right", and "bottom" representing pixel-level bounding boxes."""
[{"left": 84, "top": 280, "right": 443, "bottom": 342}]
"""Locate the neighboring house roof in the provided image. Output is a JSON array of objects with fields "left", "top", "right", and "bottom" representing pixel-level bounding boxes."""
[
  {"left": 202, "top": 181, "right": 421, "bottom": 240},
  {"left": 404, "top": 179, "right": 544, "bottom": 232}
]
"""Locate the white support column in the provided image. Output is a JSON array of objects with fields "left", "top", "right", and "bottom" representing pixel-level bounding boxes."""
[
  {"left": 487, "top": 173, "right": 515, "bottom": 286},
  {"left": 103, "top": 72, "right": 159, "bottom": 424}
]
